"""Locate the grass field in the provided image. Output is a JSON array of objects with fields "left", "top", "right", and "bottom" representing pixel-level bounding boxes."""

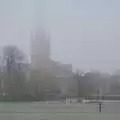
[
  {"left": 0, "top": 113, "right": 120, "bottom": 120},
  {"left": 0, "top": 102, "right": 120, "bottom": 120}
]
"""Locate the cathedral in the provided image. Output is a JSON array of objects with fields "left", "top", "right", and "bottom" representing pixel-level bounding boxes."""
[{"left": 31, "top": 28, "right": 77, "bottom": 97}]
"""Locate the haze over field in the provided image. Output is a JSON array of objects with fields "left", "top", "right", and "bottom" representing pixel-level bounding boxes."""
[{"left": 0, "top": 0, "right": 120, "bottom": 72}]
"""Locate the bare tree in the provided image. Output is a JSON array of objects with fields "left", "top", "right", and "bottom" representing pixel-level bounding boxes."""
[{"left": 2, "top": 45, "right": 26, "bottom": 99}]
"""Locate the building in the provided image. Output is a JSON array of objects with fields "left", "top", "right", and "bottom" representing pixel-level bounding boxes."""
[
  {"left": 31, "top": 28, "right": 77, "bottom": 97},
  {"left": 31, "top": 28, "right": 50, "bottom": 69}
]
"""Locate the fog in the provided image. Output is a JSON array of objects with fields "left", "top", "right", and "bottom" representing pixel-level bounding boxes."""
[{"left": 0, "top": 0, "right": 120, "bottom": 73}]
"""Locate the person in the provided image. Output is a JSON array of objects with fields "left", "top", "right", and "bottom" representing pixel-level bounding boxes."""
[{"left": 98, "top": 102, "right": 102, "bottom": 113}]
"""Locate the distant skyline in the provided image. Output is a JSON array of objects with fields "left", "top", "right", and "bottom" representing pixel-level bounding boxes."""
[{"left": 0, "top": 0, "right": 120, "bottom": 73}]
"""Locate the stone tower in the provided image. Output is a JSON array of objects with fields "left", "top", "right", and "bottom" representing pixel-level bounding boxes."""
[{"left": 31, "top": 27, "right": 51, "bottom": 69}]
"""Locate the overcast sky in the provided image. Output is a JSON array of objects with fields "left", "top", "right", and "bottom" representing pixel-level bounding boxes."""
[{"left": 0, "top": 0, "right": 120, "bottom": 72}]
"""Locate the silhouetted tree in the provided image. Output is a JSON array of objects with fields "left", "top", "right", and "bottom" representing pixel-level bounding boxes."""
[{"left": 2, "top": 45, "right": 26, "bottom": 99}]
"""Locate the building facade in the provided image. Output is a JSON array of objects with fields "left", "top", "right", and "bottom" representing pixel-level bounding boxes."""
[{"left": 31, "top": 28, "right": 77, "bottom": 97}]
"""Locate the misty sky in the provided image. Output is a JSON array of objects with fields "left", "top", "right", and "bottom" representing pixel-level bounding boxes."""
[{"left": 0, "top": 0, "right": 120, "bottom": 72}]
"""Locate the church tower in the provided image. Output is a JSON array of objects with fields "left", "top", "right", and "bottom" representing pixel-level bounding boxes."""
[{"left": 31, "top": 27, "right": 51, "bottom": 69}]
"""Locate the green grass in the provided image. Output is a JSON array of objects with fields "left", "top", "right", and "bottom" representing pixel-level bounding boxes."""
[
  {"left": 0, "top": 113, "right": 120, "bottom": 120},
  {"left": 0, "top": 102, "right": 119, "bottom": 120}
]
